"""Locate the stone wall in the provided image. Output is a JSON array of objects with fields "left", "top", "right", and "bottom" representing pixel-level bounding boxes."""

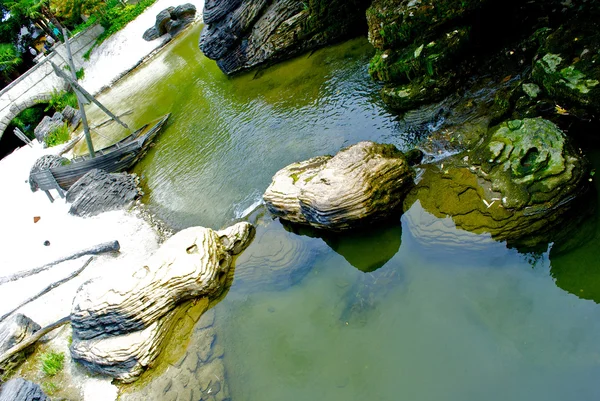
[{"left": 0, "top": 24, "right": 104, "bottom": 140}]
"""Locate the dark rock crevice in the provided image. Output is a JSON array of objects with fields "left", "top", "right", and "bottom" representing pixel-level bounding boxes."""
[{"left": 199, "top": 0, "right": 371, "bottom": 75}]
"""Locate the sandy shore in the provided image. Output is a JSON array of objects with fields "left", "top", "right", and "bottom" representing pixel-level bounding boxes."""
[{"left": 0, "top": 0, "right": 204, "bottom": 398}]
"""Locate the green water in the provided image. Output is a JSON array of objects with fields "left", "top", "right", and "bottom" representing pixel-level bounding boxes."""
[{"left": 90, "top": 24, "right": 600, "bottom": 400}]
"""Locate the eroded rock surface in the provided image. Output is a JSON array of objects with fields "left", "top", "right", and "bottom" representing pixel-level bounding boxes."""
[
  {"left": 263, "top": 141, "right": 415, "bottom": 231},
  {"left": 199, "top": 0, "right": 370, "bottom": 74},
  {"left": 66, "top": 169, "right": 142, "bottom": 217},
  {"left": 0, "top": 378, "right": 48, "bottom": 401},
  {"left": 404, "top": 118, "right": 592, "bottom": 250},
  {"left": 0, "top": 315, "right": 40, "bottom": 374},
  {"left": 28, "top": 155, "right": 69, "bottom": 192},
  {"left": 532, "top": 9, "right": 600, "bottom": 115},
  {"left": 70, "top": 222, "right": 255, "bottom": 382},
  {"left": 143, "top": 3, "right": 197, "bottom": 41}
]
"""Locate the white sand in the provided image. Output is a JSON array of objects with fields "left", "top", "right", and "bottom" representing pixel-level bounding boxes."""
[
  {"left": 81, "top": 0, "right": 205, "bottom": 95},
  {"left": 0, "top": 0, "right": 205, "bottom": 398}
]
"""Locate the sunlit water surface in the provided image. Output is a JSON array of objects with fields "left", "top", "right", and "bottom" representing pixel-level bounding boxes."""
[{"left": 85, "top": 24, "right": 600, "bottom": 401}]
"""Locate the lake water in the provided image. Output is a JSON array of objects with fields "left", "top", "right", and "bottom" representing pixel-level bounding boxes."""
[{"left": 88, "top": 24, "right": 600, "bottom": 401}]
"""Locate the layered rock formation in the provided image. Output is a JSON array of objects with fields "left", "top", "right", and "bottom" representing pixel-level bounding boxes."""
[
  {"left": 263, "top": 141, "right": 415, "bottom": 231},
  {"left": 199, "top": 0, "right": 370, "bottom": 74},
  {"left": 28, "top": 155, "right": 69, "bottom": 192},
  {"left": 66, "top": 169, "right": 142, "bottom": 217},
  {"left": 404, "top": 118, "right": 592, "bottom": 250},
  {"left": 143, "top": 4, "right": 197, "bottom": 41},
  {"left": 0, "top": 315, "right": 40, "bottom": 374},
  {"left": 0, "top": 378, "right": 48, "bottom": 401},
  {"left": 70, "top": 222, "right": 255, "bottom": 382}
]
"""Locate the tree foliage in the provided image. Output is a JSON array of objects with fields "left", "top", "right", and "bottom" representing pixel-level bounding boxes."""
[{"left": 0, "top": 43, "right": 22, "bottom": 79}]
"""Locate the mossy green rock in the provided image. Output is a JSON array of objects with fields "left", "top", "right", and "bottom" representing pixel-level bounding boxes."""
[
  {"left": 404, "top": 118, "right": 590, "bottom": 249},
  {"left": 532, "top": 10, "right": 600, "bottom": 113}
]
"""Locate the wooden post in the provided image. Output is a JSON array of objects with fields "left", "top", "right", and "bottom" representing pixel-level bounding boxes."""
[
  {"left": 62, "top": 27, "right": 95, "bottom": 158},
  {"left": 13, "top": 128, "right": 33, "bottom": 147},
  {"left": 50, "top": 64, "right": 129, "bottom": 130}
]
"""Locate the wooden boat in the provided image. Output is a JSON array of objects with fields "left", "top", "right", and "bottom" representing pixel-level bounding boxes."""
[{"left": 30, "top": 114, "right": 170, "bottom": 195}]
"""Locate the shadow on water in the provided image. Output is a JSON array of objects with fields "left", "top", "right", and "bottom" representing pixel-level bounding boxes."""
[
  {"left": 281, "top": 218, "right": 403, "bottom": 273},
  {"left": 550, "top": 149, "right": 600, "bottom": 303}
]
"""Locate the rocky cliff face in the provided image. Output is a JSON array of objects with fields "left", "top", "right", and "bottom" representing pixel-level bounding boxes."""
[{"left": 199, "top": 0, "right": 370, "bottom": 75}]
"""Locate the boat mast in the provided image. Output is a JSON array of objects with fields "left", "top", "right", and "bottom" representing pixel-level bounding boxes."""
[
  {"left": 55, "top": 28, "right": 132, "bottom": 157},
  {"left": 62, "top": 28, "right": 95, "bottom": 158}
]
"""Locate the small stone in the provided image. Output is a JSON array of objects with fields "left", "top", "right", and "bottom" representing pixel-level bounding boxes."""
[{"left": 43, "top": 240, "right": 50, "bottom": 246}]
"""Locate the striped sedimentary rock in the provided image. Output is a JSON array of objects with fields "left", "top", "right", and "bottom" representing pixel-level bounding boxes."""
[
  {"left": 70, "top": 222, "right": 255, "bottom": 382},
  {"left": 263, "top": 141, "right": 415, "bottom": 231}
]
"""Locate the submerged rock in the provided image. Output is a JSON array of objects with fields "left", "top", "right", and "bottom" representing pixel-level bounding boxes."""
[
  {"left": 0, "top": 378, "right": 48, "bottom": 401},
  {"left": 66, "top": 169, "right": 142, "bottom": 217},
  {"left": 0, "top": 315, "right": 41, "bottom": 374},
  {"left": 70, "top": 222, "right": 255, "bottom": 382},
  {"left": 404, "top": 118, "right": 592, "bottom": 250},
  {"left": 199, "top": 0, "right": 370, "bottom": 74},
  {"left": 263, "top": 141, "right": 415, "bottom": 231}
]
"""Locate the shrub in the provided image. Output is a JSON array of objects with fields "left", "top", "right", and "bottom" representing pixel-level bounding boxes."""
[
  {"left": 40, "top": 351, "right": 65, "bottom": 377},
  {"left": 44, "top": 123, "right": 71, "bottom": 147},
  {"left": 45, "top": 90, "right": 78, "bottom": 112}
]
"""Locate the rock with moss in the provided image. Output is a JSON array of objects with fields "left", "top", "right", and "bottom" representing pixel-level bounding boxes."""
[
  {"left": 199, "top": 0, "right": 370, "bottom": 74},
  {"left": 263, "top": 141, "right": 415, "bottom": 231},
  {"left": 0, "top": 315, "right": 41, "bottom": 375},
  {"left": 404, "top": 118, "right": 591, "bottom": 250},
  {"left": 532, "top": 9, "right": 600, "bottom": 114},
  {"left": 70, "top": 222, "right": 255, "bottom": 382}
]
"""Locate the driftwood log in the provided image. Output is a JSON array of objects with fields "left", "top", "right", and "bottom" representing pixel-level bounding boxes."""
[
  {"left": 0, "top": 241, "right": 119, "bottom": 286},
  {"left": 70, "top": 222, "right": 255, "bottom": 382},
  {"left": 0, "top": 317, "right": 69, "bottom": 368},
  {"left": 0, "top": 257, "right": 93, "bottom": 323}
]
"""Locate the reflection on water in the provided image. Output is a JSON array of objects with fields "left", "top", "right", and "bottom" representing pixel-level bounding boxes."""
[{"left": 87, "top": 23, "right": 600, "bottom": 401}]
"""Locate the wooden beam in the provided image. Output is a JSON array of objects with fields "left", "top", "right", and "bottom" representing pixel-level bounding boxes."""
[
  {"left": 61, "top": 28, "right": 95, "bottom": 158},
  {"left": 0, "top": 257, "right": 94, "bottom": 323},
  {"left": 0, "top": 316, "right": 70, "bottom": 366},
  {"left": 0, "top": 241, "right": 119, "bottom": 286}
]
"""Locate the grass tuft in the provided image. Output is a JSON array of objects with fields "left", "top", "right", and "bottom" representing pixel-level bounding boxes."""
[
  {"left": 44, "top": 124, "right": 71, "bottom": 148},
  {"left": 40, "top": 351, "right": 65, "bottom": 377}
]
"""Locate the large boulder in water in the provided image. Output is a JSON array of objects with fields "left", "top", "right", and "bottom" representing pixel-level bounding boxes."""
[
  {"left": 199, "top": 0, "right": 370, "bottom": 75},
  {"left": 404, "top": 118, "right": 592, "bottom": 250},
  {"left": 0, "top": 314, "right": 41, "bottom": 374},
  {"left": 0, "top": 378, "right": 48, "bottom": 401},
  {"left": 263, "top": 141, "right": 415, "bottom": 231},
  {"left": 66, "top": 169, "right": 142, "bottom": 217},
  {"left": 70, "top": 222, "right": 255, "bottom": 382}
]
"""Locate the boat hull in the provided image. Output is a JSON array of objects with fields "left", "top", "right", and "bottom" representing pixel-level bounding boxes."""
[{"left": 31, "top": 113, "right": 170, "bottom": 192}]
